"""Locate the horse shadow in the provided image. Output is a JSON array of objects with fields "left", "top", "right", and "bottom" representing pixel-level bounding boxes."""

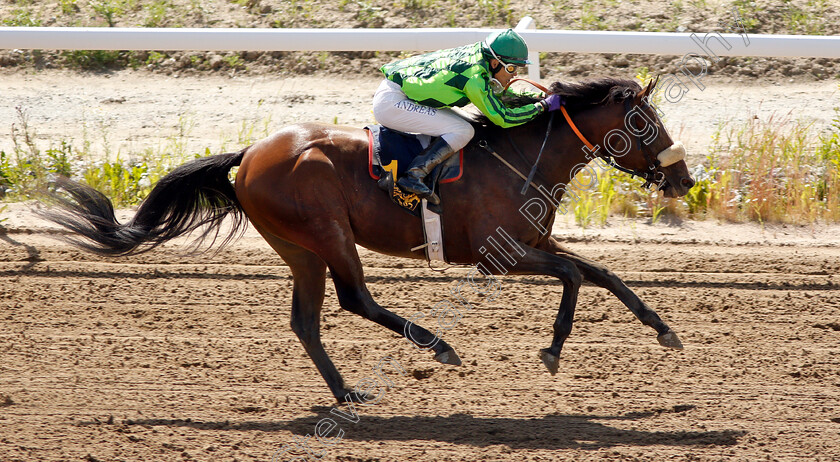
[
  {"left": 0, "top": 228, "right": 42, "bottom": 271},
  {"left": 121, "top": 410, "right": 745, "bottom": 450}
]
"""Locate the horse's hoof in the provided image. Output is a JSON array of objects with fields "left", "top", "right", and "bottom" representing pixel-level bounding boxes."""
[
  {"left": 539, "top": 348, "right": 559, "bottom": 376},
  {"left": 658, "top": 331, "right": 684, "bottom": 350},
  {"left": 336, "top": 388, "right": 375, "bottom": 403},
  {"left": 434, "top": 348, "right": 462, "bottom": 366}
]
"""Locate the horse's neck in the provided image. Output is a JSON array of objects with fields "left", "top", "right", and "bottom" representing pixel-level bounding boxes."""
[
  {"left": 546, "top": 105, "right": 618, "bottom": 187},
  {"left": 503, "top": 123, "right": 591, "bottom": 191}
]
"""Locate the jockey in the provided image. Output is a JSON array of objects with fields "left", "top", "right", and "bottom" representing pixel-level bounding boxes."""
[{"left": 373, "top": 28, "right": 564, "bottom": 204}]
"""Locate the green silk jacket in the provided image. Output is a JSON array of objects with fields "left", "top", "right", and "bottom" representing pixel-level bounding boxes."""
[{"left": 380, "top": 42, "right": 544, "bottom": 128}]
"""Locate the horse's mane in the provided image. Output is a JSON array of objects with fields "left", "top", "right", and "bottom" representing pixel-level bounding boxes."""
[{"left": 470, "top": 77, "right": 641, "bottom": 128}]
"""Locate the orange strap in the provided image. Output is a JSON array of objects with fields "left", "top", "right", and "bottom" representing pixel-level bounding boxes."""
[
  {"left": 504, "top": 78, "right": 596, "bottom": 151},
  {"left": 560, "top": 106, "right": 596, "bottom": 151},
  {"left": 503, "top": 77, "right": 551, "bottom": 94}
]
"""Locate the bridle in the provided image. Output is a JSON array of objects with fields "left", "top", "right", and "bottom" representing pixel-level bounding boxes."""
[
  {"left": 496, "top": 78, "right": 684, "bottom": 192},
  {"left": 614, "top": 95, "right": 667, "bottom": 189}
]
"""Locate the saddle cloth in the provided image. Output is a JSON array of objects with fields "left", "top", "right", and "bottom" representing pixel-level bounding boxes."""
[
  {"left": 365, "top": 125, "right": 463, "bottom": 216},
  {"left": 364, "top": 125, "right": 461, "bottom": 263}
]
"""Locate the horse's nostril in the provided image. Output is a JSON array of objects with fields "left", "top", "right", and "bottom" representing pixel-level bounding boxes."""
[{"left": 681, "top": 177, "right": 695, "bottom": 189}]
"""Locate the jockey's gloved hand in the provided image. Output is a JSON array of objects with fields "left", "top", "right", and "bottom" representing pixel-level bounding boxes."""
[{"left": 541, "top": 94, "right": 565, "bottom": 112}]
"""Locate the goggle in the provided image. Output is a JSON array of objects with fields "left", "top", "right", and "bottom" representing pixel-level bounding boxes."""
[{"left": 484, "top": 42, "right": 524, "bottom": 74}]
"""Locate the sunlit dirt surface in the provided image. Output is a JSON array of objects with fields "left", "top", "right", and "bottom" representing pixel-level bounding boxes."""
[{"left": 1, "top": 220, "right": 839, "bottom": 461}]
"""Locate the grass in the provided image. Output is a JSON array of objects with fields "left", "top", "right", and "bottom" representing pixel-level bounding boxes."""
[
  {"left": 785, "top": 0, "right": 827, "bottom": 35},
  {"left": 90, "top": 0, "right": 132, "bottom": 27},
  {"left": 144, "top": 0, "right": 174, "bottom": 27},
  {"left": 564, "top": 161, "right": 680, "bottom": 228},
  {"left": 0, "top": 106, "right": 265, "bottom": 210},
  {"left": 1, "top": 8, "right": 42, "bottom": 26},
  {"left": 698, "top": 112, "right": 840, "bottom": 223},
  {"left": 59, "top": 0, "right": 79, "bottom": 15},
  {"left": 579, "top": 4, "right": 608, "bottom": 31},
  {"left": 62, "top": 50, "right": 125, "bottom": 69},
  {"left": 477, "top": 0, "right": 513, "bottom": 26}
]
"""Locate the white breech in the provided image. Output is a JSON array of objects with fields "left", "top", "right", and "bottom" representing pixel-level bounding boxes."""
[{"left": 372, "top": 79, "right": 475, "bottom": 151}]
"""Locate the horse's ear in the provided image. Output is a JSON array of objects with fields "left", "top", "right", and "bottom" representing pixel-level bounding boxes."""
[{"left": 639, "top": 75, "right": 660, "bottom": 100}]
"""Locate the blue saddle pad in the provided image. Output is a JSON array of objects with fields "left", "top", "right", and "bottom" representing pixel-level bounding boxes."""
[{"left": 365, "top": 125, "right": 463, "bottom": 184}]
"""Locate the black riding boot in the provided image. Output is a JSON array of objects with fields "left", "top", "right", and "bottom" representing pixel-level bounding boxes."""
[{"left": 397, "top": 138, "right": 456, "bottom": 205}]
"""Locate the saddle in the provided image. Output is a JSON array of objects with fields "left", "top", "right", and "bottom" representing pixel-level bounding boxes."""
[
  {"left": 364, "top": 125, "right": 464, "bottom": 264},
  {"left": 365, "top": 125, "right": 463, "bottom": 216}
]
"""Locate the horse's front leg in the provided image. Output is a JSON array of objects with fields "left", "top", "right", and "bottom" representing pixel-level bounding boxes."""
[
  {"left": 504, "top": 245, "right": 582, "bottom": 375},
  {"left": 538, "top": 237, "right": 683, "bottom": 350}
]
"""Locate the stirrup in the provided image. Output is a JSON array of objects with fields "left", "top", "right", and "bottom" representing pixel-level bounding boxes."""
[
  {"left": 397, "top": 175, "right": 432, "bottom": 196},
  {"left": 396, "top": 176, "right": 438, "bottom": 204}
]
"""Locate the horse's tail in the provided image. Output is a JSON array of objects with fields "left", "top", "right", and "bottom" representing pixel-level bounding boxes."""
[{"left": 40, "top": 149, "right": 248, "bottom": 256}]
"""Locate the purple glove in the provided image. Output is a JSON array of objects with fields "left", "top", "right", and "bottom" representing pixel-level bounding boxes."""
[{"left": 542, "top": 94, "right": 564, "bottom": 112}]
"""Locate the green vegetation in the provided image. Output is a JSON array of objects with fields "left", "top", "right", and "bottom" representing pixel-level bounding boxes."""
[
  {"left": 396, "top": 0, "right": 437, "bottom": 9},
  {"left": 1, "top": 8, "right": 42, "bottom": 26},
  {"left": 0, "top": 106, "right": 267, "bottom": 209},
  {"left": 579, "top": 4, "right": 608, "bottom": 31},
  {"left": 477, "top": 0, "right": 513, "bottom": 26},
  {"left": 144, "top": 0, "right": 173, "bottom": 27},
  {"left": 90, "top": 0, "right": 129, "bottom": 27},
  {"left": 696, "top": 111, "right": 840, "bottom": 223},
  {"left": 59, "top": 0, "right": 79, "bottom": 15},
  {"left": 785, "top": 0, "right": 827, "bottom": 35},
  {"left": 730, "top": 0, "right": 761, "bottom": 32},
  {"left": 62, "top": 50, "right": 124, "bottom": 69}
]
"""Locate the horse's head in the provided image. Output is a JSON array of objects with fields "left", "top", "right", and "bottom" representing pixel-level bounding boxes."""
[
  {"left": 590, "top": 77, "right": 695, "bottom": 198},
  {"left": 476, "top": 77, "right": 695, "bottom": 198}
]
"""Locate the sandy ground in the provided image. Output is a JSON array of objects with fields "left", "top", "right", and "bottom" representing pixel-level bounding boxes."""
[
  {"left": 1, "top": 70, "right": 840, "bottom": 461},
  {"left": 1, "top": 203, "right": 839, "bottom": 461},
  {"left": 1, "top": 71, "right": 838, "bottom": 165}
]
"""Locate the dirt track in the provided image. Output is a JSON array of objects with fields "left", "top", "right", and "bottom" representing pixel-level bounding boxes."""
[{"left": 1, "top": 214, "right": 839, "bottom": 461}]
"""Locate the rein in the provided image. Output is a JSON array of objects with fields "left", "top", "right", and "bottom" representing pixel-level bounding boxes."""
[
  {"left": 520, "top": 112, "right": 555, "bottom": 195},
  {"left": 499, "top": 77, "right": 667, "bottom": 190},
  {"left": 478, "top": 140, "right": 558, "bottom": 206},
  {"left": 501, "top": 78, "right": 557, "bottom": 196}
]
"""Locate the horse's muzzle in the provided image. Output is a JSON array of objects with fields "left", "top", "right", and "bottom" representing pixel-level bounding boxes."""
[{"left": 657, "top": 142, "right": 694, "bottom": 198}]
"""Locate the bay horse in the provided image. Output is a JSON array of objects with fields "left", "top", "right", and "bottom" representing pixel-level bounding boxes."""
[{"left": 41, "top": 77, "right": 695, "bottom": 401}]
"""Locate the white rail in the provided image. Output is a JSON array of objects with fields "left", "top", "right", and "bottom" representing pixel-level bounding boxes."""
[
  {"left": 3, "top": 26, "right": 838, "bottom": 56},
  {"left": 2, "top": 19, "right": 839, "bottom": 80}
]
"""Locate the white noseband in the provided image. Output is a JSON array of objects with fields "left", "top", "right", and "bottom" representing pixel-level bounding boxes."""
[{"left": 656, "top": 141, "right": 686, "bottom": 167}]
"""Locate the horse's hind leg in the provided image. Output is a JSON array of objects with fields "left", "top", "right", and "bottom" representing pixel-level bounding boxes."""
[
  {"left": 540, "top": 237, "right": 683, "bottom": 349},
  {"left": 255, "top": 228, "right": 358, "bottom": 401},
  {"left": 316, "top": 225, "right": 462, "bottom": 366}
]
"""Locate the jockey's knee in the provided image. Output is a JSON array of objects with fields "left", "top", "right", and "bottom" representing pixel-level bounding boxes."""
[{"left": 441, "top": 122, "right": 474, "bottom": 151}]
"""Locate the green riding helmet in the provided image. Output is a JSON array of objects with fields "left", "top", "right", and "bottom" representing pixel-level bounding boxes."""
[{"left": 484, "top": 28, "right": 531, "bottom": 65}]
